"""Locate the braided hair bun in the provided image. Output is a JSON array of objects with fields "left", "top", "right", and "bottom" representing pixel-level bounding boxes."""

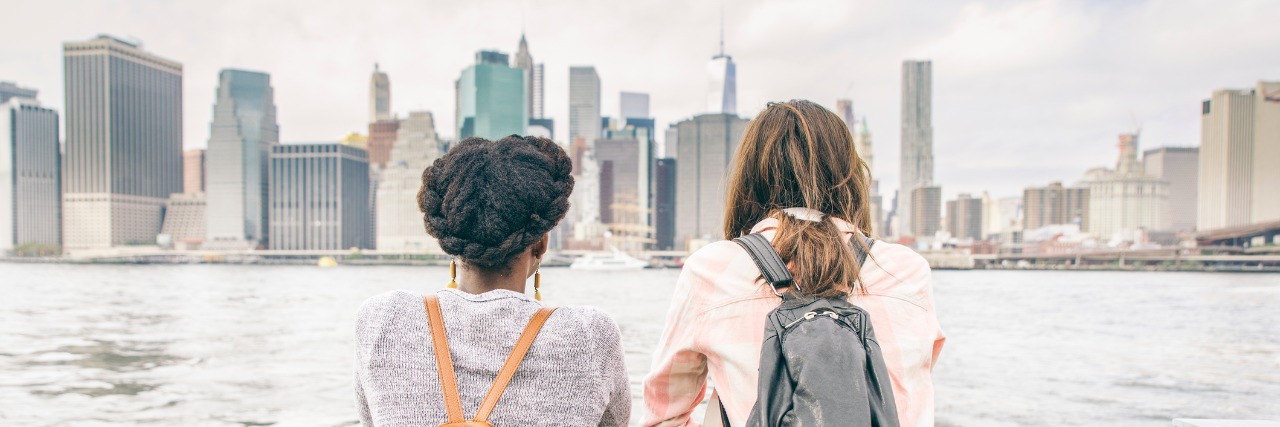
[{"left": 418, "top": 135, "right": 574, "bottom": 269}]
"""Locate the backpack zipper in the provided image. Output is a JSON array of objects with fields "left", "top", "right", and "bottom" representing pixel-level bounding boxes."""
[{"left": 784, "top": 310, "right": 839, "bottom": 329}]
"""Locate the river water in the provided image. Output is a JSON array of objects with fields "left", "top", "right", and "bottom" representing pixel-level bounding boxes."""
[{"left": 0, "top": 263, "right": 1276, "bottom": 426}]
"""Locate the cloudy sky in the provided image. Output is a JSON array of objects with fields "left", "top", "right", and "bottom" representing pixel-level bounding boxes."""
[{"left": 2, "top": 0, "right": 1277, "bottom": 200}]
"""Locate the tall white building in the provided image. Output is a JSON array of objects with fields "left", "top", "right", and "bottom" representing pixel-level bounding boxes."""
[
  {"left": 569, "top": 66, "right": 601, "bottom": 144},
  {"left": 1087, "top": 133, "right": 1171, "bottom": 242},
  {"left": 369, "top": 64, "right": 391, "bottom": 123},
  {"left": 1144, "top": 147, "right": 1199, "bottom": 231},
  {"left": 706, "top": 27, "right": 737, "bottom": 115},
  {"left": 62, "top": 35, "right": 183, "bottom": 249},
  {"left": 1, "top": 94, "right": 61, "bottom": 253},
  {"left": 898, "top": 60, "right": 934, "bottom": 238},
  {"left": 205, "top": 69, "right": 278, "bottom": 249},
  {"left": 376, "top": 111, "right": 442, "bottom": 252}
]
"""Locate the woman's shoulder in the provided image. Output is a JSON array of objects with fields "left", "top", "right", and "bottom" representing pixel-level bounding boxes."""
[
  {"left": 862, "top": 240, "right": 934, "bottom": 307},
  {"left": 545, "top": 305, "right": 620, "bottom": 338},
  {"left": 355, "top": 290, "right": 422, "bottom": 326}
]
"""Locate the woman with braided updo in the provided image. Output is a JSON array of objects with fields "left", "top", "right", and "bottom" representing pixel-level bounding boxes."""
[{"left": 354, "top": 135, "right": 630, "bottom": 427}]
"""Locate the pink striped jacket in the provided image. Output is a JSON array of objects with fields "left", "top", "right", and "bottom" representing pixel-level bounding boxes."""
[{"left": 642, "top": 217, "right": 946, "bottom": 427}]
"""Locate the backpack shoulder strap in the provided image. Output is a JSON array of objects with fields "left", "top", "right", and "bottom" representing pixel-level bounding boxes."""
[
  {"left": 732, "top": 233, "right": 794, "bottom": 291},
  {"left": 472, "top": 306, "right": 558, "bottom": 422},
  {"left": 424, "top": 295, "right": 467, "bottom": 423}
]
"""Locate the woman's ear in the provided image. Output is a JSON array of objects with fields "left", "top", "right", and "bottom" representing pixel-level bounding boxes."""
[{"left": 531, "top": 233, "right": 550, "bottom": 259}]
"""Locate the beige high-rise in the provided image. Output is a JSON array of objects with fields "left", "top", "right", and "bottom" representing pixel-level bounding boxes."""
[{"left": 1198, "top": 81, "right": 1280, "bottom": 230}]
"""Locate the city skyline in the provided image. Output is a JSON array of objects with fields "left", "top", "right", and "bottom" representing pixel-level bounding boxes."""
[{"left": 2, "top": 0, "right": 1279, "bottom": 201}]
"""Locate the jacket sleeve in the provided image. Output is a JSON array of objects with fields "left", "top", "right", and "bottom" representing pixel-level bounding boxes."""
[
  {"left": 597, "top": 313, "right": 633, "bottom": 427},
  {"left": 642, "top": 261, "right": 710, "bottom": 427}
]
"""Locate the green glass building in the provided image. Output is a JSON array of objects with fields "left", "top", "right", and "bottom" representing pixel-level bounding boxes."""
[{"left": 455, "top": 51, "right": 527, "bottom": 140}]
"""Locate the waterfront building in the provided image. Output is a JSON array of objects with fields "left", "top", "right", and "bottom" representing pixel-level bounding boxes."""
[
  {"left": 653, "top": 158, "right": 677, "bottom": 250},
  {"left": 1199, "top": 81, "right": 1280, "bottom": 229},
  {"left": 159, "top": 192, "right": 205, "bottom": 249},
  {"left": 898, "top": 60, "right": 934, "bottom": 237},
  {"left": 1144, "top": 147, "right": 1199, "bottom": 231},
  {"left": 1087, "top": 133, "right": 1171, "bottom": 241},
  {"left": 1, "top": 96, "right": 61, "bottom": 252},
  {"left": 367, "top": 119, "right": 400, "bottom": 167},
  {"left": 707, "top": 23, "right": 737, "bottom": 115},
  {"left": 0, "top": 81, "right": 38, "bottom": 104},
  {"left": 376, "top": 111, "right": 442, "bottom": 253},
  {"left": 268, "top": 143, "right": 371, "bottom": 250},
  {"left": 621, "top": 92, "right": 650, "bottom": 120},
  {"left": 369, "top": 64, "right": 391, "bottom": 123},
  {"left": 910, "top": 185, "right": 942, "bottom": 238},
  {"left": 455, "top": 51, "right": 526, "bottom": 140},
  {"left": 62, "top": 35, "right": 182, "bottom": 249},
  {"left": 983, "top": 193, "right": 1024, "bottom": 239},
  {"left": 674, "top": 113, "right": 749, "bottom": 247},
  {"left": 946, "top": 193, "right": 984, "bottom": 241},
  {"left": 569, "top": 66, "right": 601, "bottom": 143},
  {"left": 1023, "top": 181, "right": 1088, "bottom": 230},
  {"left": 183, "top": 149, "right": 205, "bottom": 194},
  {"left": 205, "top": 69, "right": 278, "bottom": 250}
]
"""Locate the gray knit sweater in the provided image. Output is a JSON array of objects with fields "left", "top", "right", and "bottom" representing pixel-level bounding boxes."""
[{"left": 354, "top": 289, "right": 630, "bottom": 426}]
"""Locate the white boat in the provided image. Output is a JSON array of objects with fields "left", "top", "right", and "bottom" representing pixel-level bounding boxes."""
[{"left": 569, "top": 250, "right": 649, "bottom": 270}]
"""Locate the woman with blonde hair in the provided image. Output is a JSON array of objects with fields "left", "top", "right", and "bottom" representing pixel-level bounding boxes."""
[{"left": 642, "top": 100, "right": 945, "bottom": 426}]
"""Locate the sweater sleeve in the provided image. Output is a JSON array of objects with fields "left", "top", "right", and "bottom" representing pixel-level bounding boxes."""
[
  {"left": 642, "top": 256, "right": 711, "bottom": 427},
  {"left": 596, "top": 312, "right": 632, "bottom": 427}
]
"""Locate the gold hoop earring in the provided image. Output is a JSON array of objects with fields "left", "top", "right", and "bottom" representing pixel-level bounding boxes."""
[
  {"left": 447, "top": 260, "right": 459, "bottom": 289},
  {"left": 534, "top": 269, "right": 542, "bottom": 301}
]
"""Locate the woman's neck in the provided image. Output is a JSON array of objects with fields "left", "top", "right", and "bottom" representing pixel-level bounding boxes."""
[{"left": 457, "top": 264, "right": 528, "bottom": 295}]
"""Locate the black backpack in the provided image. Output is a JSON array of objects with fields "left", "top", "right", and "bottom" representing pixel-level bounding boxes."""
[{"left": 726, "top": 233, "right": 900, "bottom": 427}]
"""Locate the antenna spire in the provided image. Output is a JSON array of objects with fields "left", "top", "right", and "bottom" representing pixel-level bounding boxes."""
[{"left": 719, "top": 4, "right": 725, "bottom": 57}]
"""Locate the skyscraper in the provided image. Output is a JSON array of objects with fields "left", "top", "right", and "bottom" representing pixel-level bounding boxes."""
[
  {"left": 183, "top": 149, "right": 205, "bottom": 194},
  {"left": 674, "top": 113, "right": 749, "bottom": 247},
  {"left": 62, "top": 35, "right": 183, "bottom": 249},
  {"left": 946, "top": 193, "right": 984, "bottom": 241},
  {"left": 856, "top": 117, "right": 875, "bottom": 177},
  {"left": 532, "top": 64, "right": 546, "bottom": 119},
  {"left": 910, "top": 185, "right": 942, "bottom": 239},
  {"left": 653, "top": 158, "right": 677, "bottom": 250},
  {"left": 369, "top": 64, "right": 391, "bottom": 123},
  {"left": 898, "top": 60, "right": 934, "bottom": 237},
  {"left": 513, "top": 34, "right": 536, "bottom": 121},
  {"left": 621, "top": 91, "right": 650, "bottom": 120},
  {"left": 1144, "top": 147, "right": 1199, "bottom": 231},
  {"left": 707, "top": 20, "right": 737, "bottom": 115},
  {"left": 1198, "top": 81, "right": 1280, "bottom": 229},
  {"left": 456, "top": 51, "right": 527, "bottom": 140},
  {"left": 268, "top": 143, "right": 371, "bottom": 250},
  {"left": 1, "top": 94, "right": 61, "bottom": 252},
  {"left": 367, "top": 119, "right": 400, "bottom": 167},
  {"left": 376, "top": 111, "right": 442, "bottom": 252},
  {"left": 205, "top": 69, "right": 279, "bottom": 249},
  {"left": 569, "top": 66, "right": 602, "bottom": 144}
]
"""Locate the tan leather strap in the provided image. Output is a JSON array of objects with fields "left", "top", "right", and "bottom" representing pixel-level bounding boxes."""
[
  {"left": 472, "top": 306, "right": 557, "bottom": 422},
  {"left": 424, "top": 295, "right": 467, "bottom": 423}
]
